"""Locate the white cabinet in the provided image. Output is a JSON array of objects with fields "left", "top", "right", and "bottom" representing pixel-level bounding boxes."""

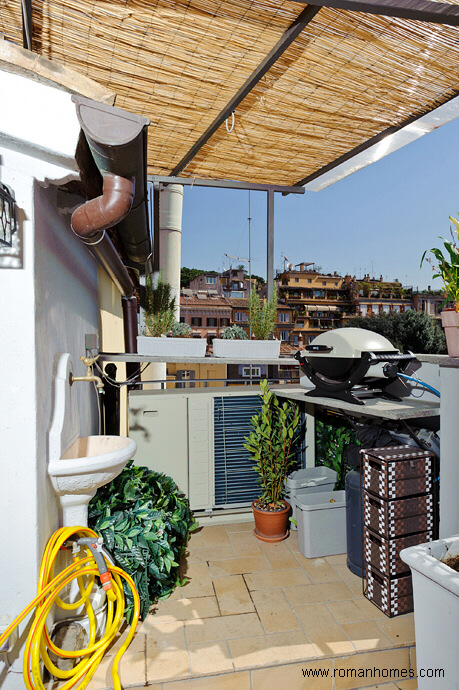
[{"left": 129, "top": 394, "right": 189, "bottom": 495}]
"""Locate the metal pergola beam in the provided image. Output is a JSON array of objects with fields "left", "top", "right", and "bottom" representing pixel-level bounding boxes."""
[
  {"left": 169, "top": 4, "right": 321, "bottom": 177},
  {"left": 290, "top": 0, "right": 459, "bottom": 26},
  {"left": 148, "top": 175, "right": 305, "bottom": 195},
  {"left": 267, "top": 190, "right": 275, "bottom": 298},
  {"left": 21, "top": 0, "right": 32, "bottom": 49},
  {"left": 291, "top": 88, "right": 459, "bottom": 189}
]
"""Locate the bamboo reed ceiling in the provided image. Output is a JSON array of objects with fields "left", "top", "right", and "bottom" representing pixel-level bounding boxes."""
[{"left": 2, "top": 0, "right": 459, "bottom": 186}]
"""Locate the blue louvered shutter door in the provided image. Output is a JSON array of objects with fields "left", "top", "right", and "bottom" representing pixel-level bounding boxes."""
[{"left": 213, "top": 396, "right": 262, "bottom": 507}]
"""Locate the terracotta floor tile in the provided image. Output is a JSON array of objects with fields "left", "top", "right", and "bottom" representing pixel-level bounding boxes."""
[
  {"left": 395, "top": 679, "right": 418, "bottom": 689},
  {"left": 294, "top": 603, "right": 355, "bottom": 657},
  {"left": 251, "top": 588, "right": 301, "bottom": 634},
  {"left": 252, "top": 659, "right": 334, "bottom": 690},
  {"left": 258, "top": 540, "right": 301, "bottom": 570},
  {"left": 284, "top": 529, "right": 300, "bottom": 553},
  {"left": 228, "top": 531, "right": 264, "bottom": 557},
  {"left": 330, "top": 562, "right": 366, "bottom": 595},
  {"left": 244, "top": 567, "right": 311, "bottom": 590},
  {"left": 185, "top": 612, "right": 263, "bottom": 644},
  {"left": 410, "top": 645, "right": 416, "bottom": 675},
  {"left": 164, "top": 670, "right": 251, "bottom": 689},
  {"left": 326, "top": 597, "right": 386, "bottom": 624},
  {"left": 84, "top": 654, "right": 113, "bottom": 690},
  {"left": 187, "top": 531, "right": 204, "bottom": 548},
  {"left": 341, "top": 620, "right": 393, "bottom": 652},
  {"left": 188, "top": 640, "right": 234, "bottom": 674},
  {"left": 228, "top": 630, "right": 317, "bottom": 669},
  {"left": 285, "top": 530, "right": 301, "bottom": 553},
  {"left": 104, "top": 623, "right": 145, "bottom": 657},
  {"left": 200, "top": 525, "right": 231, "bottom": 547},
  {"left": 116, "top": 651, "right": 146, "bottom": 687},
  {"left": 166, "top": 585, "right": 183, "bottom": 601},
  {"left": 145, "top": 620, "right": 190, "bottom": 682},
  {"left": 283, "top": 581, "right": 355, "bottom": 607},
  {"left": 213, "top": 574, "right": 255, "bottom": 615},
  {"left": 208, "top": 556, "right": 271, "bottom": 577},
  {"left": 150, "top": 595, "right": 220, "bottom": 622},
  {"left": 180, "top": 561, "right": 215, "bottom": 597},
  {"left": 325, "top": 553, "right": 347, "bottom": 565},
  {"left": 186, "top": 545, "right": 237, "bottom": 564},
  {"left": 333, "top": 648, "right": 410, "bottom": 689},
  {"left": 295, "top": 554, "right": 343, "bottom": 583},
  {"left": 225, "top": 521, "right": 255, "bottom": 533},
  {"left": 375, "top": 615, "right": 416, "bottom": 646}
]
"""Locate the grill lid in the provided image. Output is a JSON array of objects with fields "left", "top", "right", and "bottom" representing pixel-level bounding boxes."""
[{"left": 301, "top": 328, "right": 399, "bottom": 359}]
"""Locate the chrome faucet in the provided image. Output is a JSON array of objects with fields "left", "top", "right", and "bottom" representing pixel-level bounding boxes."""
[{"left": 71, "top": 355, "right": 104, "bottom": 392}]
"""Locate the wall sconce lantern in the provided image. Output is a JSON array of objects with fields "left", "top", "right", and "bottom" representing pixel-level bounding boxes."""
[{"left": 0, "top": 182, "right": 17, "bottom": 248}]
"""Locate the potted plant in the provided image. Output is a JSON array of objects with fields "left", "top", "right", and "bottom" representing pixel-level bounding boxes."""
[
  {"left": 421, "top": 215, "right": 459, "bottom": 356},
  {"left": 212, "top": 286, "right": 280, "bottom": 359},
  {"left": 400, "top": 535, "right": 459, "bottom": 690},
  {"left": 244, "top": 379, "right": 301, "bottom": 542},
  {"left": 137, "top": 276, "right": 207, "bottom": 356}
]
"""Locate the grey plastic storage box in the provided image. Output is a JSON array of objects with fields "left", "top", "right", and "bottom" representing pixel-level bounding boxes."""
[
  {"left": 286, "top": 467, "right": 337, "bottom": 530},
  {"left": 295, "top": 490, "right": 346, "bottom": 558}
]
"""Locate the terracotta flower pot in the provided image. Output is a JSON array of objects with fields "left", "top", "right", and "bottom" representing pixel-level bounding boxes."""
[
  {"left": 441, "top": 309, "right": 459, "bottom": 357},
  {"left": 251, "top": 500, "right": 291, "bottom": 542}
]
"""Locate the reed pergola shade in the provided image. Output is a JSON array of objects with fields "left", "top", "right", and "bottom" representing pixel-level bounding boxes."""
[{"left": 2, "top": 0, "right": 459, "bottom": 188}]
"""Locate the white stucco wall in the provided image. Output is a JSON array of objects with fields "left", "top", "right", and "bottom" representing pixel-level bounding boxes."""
[{"left": 0, "top": 72, "right": 98, "bottom": 688}]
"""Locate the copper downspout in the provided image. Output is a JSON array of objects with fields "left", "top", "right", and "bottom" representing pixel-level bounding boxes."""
[{"left": 71, "top": 173, "right": 139, "bottom": 379}]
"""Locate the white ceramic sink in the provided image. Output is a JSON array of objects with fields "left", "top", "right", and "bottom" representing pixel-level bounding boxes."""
[
  {"left": 49, "top": 435, "right": 136, "bottom": 488},
  {"left": 49, "top": 435, "right": 136, "bottom": 526},
  {"left": 48, "top": 355, "right": 138, "bottom": 526}
]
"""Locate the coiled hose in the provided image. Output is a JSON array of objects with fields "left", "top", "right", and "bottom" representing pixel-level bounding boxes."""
[{"left": 0, "top": 526, "right": 140, "bottom": 690}]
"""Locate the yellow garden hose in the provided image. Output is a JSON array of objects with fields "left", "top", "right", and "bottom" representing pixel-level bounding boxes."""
[{"left": 0, "top": 526, "right": 140, "bottom": 690}]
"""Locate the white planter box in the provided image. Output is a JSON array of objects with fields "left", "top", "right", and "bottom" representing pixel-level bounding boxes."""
[
  {"left": 401, "top": 535, "right": 459, "bottom": 690},
  {"left": 137, "top": 336, "right": 207, "bottom": 357},
  {"left": 212, "top": 339, "right": 280, "bottom": 359}
]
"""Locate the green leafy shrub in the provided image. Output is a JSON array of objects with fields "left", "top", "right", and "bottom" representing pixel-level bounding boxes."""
[
  {"left": 244, "top": 379, "right": 301, "bottom": 509},
  {"left": 88, "top": 462, "right": 197, "bottom": 622},
  {"left": 172, "top": 322, "right": 192, "bottom": 337},
  {"left": 347, "top": 310, "right": 446, "bottom": 354},
  {"left": 248, "top": 285, "right": 278, "bottom": 340},
  {"left": 221, "top": 324, "right": 248, "bottom": 339},
  {"left": 316, "top": 420, "right": 359, "bottom": 489}
]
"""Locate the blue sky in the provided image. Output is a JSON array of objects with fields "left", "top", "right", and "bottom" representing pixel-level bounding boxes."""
[{"left": 181, "top": 116, "right": 459, "bottom": 291}]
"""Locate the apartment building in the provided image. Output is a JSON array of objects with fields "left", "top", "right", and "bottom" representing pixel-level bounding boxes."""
[
  {"left": 277, "top": 262, "right": 352, "bottom": 344},
  {"left": 344, "top": 274, "right": 413, "bottom": 320},
  {"left": 180, "top": 289, "right": 232, "bottom": 340},
  {"left": 189, "top": 267, "right": 254, "bottom": 299}
]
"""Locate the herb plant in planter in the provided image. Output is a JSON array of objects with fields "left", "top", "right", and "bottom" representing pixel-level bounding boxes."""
[
  {"left": 213, "top": 286, "right": 280, "bottom": 359},
  {"left": 137, "top": 276, "right": 206, "bottom": 356},
  {"left": 248, "top": 285, "right": 278, "bottom": 340},
  {"left": 221, "top": 324, "right": 248, "bottom": 340},
  {"left": 88, "top": 462, "right": 197, "bottom": 622},
  {"left": 145, "top": 274, "right": 176, "bottom": 337},
  {"left": 244, "top": 379, "right": 301, "bottom": 542},
  {"left": 171, "top": 322, "right": 192, "bottom": 337}
]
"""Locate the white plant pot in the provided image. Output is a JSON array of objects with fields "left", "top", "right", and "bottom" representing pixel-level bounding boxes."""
[
  {"left": 137, "top": 336, "right": 207, "bottom": 357},
  {"left": 212, "top": 339, "right": 280, "bottom": 359},
  {"left": 401, "top": 535, "right": 459, "bottom": 690}
]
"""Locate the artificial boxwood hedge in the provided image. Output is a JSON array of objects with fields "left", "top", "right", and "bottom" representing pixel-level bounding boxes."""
[{"left": 88, "top": 461, "right": 197, "bottom": 622}]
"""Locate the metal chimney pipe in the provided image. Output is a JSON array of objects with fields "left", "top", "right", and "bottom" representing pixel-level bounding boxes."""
[{"left": 159, "top": 184, "right": 183, "bottom": 320}]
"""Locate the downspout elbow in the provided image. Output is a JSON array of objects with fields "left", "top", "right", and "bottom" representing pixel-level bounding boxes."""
[{"left": 71, "top": 174, "right": 135, "bottom": 239}]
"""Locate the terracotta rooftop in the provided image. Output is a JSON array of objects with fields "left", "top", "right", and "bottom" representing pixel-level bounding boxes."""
[{"left": 180, "top": 293, "right": 231, "bottom": 308}]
